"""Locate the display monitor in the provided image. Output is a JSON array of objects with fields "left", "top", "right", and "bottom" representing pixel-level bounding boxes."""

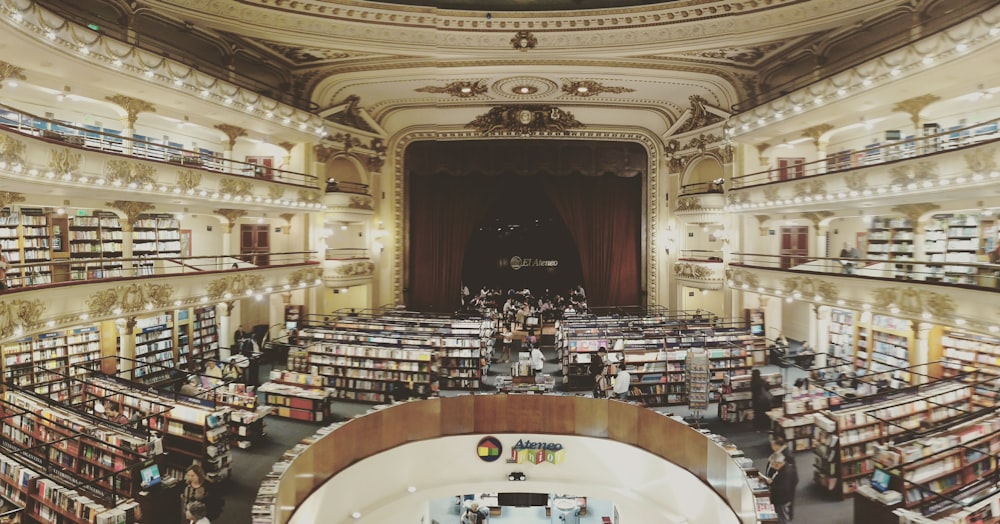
[
  {"left": 750, "top": 324, "right": 764, "bottom": 336},
  {"left": 140, "top": 464, "right": 162, "bottom": 488},
  {"left": 285, "top": 321, "right": 298, "bottom": 330},
  {"left": 870, "top": 467, "right": 891, "bottom": 493}
]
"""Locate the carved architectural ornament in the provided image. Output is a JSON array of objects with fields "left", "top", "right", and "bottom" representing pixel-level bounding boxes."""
[
  {"left": 86, "top": 283, "right": 174, "bottom": 317},
  {"left": 327, "top": 95, "right": 375, "bottom": 133},
  {"left": 754, "top": 214, "right": 770, "bottom": 236},
  {"left": 367, "top": 138, "right": 387, "bottom": 172},
  {"left": 0, "top": 298, "right": 46, "bottom": 339},
  {"left": 892, "top": 94, "right": 942, "bottom": 127},
  {"left": 560, "top": 80, "right": 635, "bottom": 98},
  {"left": 0, "top": 61, "right": 26, "bottom": 85},
  {"left": 843, "top": 172, "right": 868, "bottom": 192},
  {"left": 298, "top": 189, "right": 321, "bottom": 204},
  {"left": 176, "top": 170, "right": 202, "bottom": 192},
  {"left": 964, "top": 145, "right": 997, "bottom": 173},
  {"left": 219, "top": 178, "right": 254, "bottom": 199},
  {"left": 675, "top": 196, "right": 702, "bottom": 212},
  {"left": 415, "top": 80, "right": 489, "bottom": 98},
  {"left": 762, "top": 186, "right": 780, "bottom": 203},
  {"left": 782, "top": 276, "right": 839, "bottom": 301},
  {"left": 0, "top": 135, "right": 26, "bottom": 166},
  {"left": 49, "top": 148, "right": 83, "bottom": 176},
  {"left": 206, "top": 274, "right": 265, "bottom": 300},
  {"left": 331, "top": 261, "right": 375, "bottom": 277},
  {"left": 799, "top": 211, "right": 834, "bottom": 231},
  {"left": 105, "top": 95, "right": 155, "bottom": 126},
  {"left": 214, "top": 124, "right": 248, "bottom": 149},
  {"left": 278, "top": 141, "right": 295, "bottom": 154},
  {"left": 213, "top": 209, "right": 248, "bottom": 233},
  {"left": 106, "top": 160, "right": 156, "bottom": 188},
  {"left": 891, "top": 203, "right": 940, "bottom": 233},
  {"left": 800, "top": 124, "right": 834, "bottom": 146},
  {"left": 725, "top": 268, "right": 760, "bottom": 290},
  {"left": 676, "top": 96, "right": 724, "bottom": 134},
  {"left": 793, "top": 179, "right": 827, "bottom": 198},
  {"left": 673, "top": 262, "right": 715, "bottom": 279},
  {"left": 288, "top": 267, "right": 323, "bottom": 285},
  {"left": 466, "top": 105, "right": 582, "bottom": 135},
  {"left": 0, "top": 192, "right": 26, "bottom": 210},
  {"left": 314, "top": 143, "right": 337, "bottom": 163},
  {"left": 871, "top": 286, "right": 955, "bottom": 317},
  {"left": 511, "top": 31, "right": 537, "bottom": 52},
  {"left": 349, "top": 195, "right": 375, "bottom": 211},
  {"left": 106, "top": 201, "right": 155, "bottom": 231},
  {"left": 280, "top": 213, "right": 295, "bottom": 235},
  {"left": 727, "top": 192, "right": 749, "bottom": 206},
  {"left": 268, "top": 186, "right": 285, "bottom": 201},
  {"left": 330, "top": 132, "right": 363, "bottom": 152}
]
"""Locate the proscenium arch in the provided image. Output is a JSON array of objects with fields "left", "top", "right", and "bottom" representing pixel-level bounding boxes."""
[{"left": 390, "top": 128, "right": 664, "bottom": 309}]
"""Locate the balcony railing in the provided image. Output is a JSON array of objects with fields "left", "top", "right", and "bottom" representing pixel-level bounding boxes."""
[
  {"left": 733, "top": 117, "right": 1000, "bottom": 189},
  {"left": 324, "top": 180, "right": 370, "bottom": 195},
  {"left": 324, "top": 248, "right": 369, "bottom": 260},
  {"left": 678, "top": 249, "right": 724, "bottom": 262},
  {"left": 0, "top": 252, "right": 317, "bottom": 292},
  {"left": 679, "top": 180, "right": 725, "bottom": 196},
  {"left": 0, "top": 103, "right": 317, "bottom": 188},
  {"left": 730, "top": 253, "right": 1000, "bottom": 291}
]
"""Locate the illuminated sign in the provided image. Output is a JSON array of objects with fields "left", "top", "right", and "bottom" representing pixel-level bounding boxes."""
[
  {"left": 509, "top": 256, "right": 559, "bottom": 270},
  {"left": 476, "top": 436, "right": 503, "bottom": 462},
  {"left": 507, "top": 438, "right": 565, "bottom": 465}
]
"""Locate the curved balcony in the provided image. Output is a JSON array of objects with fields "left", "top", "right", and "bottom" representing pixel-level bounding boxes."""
[
  {"left": 0, "top": 252, "right": 321, "bottom": 342},
  {"left": 674, "top": 250, "right": 726, "bottom": 290},
  {"left": 728, "top": 253, "right": 1000, "bottom": 333},
  {"left": 727, "top": 118, "right": 1000, "bottom": 213},
  {"left": 675, "top": 184, "right": 726, "bottom": 223},
  {"left": 270, "top": 396, "right": 758, "bottom": 524},
  {"left": 323, "top": 187, "right": 375, "bottom": 223},
  {"left": 322, "top": 249, "right": 374, "bottom": 289}
]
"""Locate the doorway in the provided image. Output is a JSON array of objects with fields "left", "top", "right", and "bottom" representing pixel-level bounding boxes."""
[
  {"left": 240, "top": 224, "right": 269, "bottom": 266},
  {"left": 779, "top": 226, "right": 809, "bottom": 269}
]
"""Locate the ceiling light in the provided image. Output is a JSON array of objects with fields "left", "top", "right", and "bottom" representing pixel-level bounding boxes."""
[
  {"left": 144, "top": 70, "right": 155, "bottom": 78},
  {"left": 956, "top": 42, "right": 968, "bottom": 52},
  {"left": 201, "top": 89, "right": 210, "bottom": 97},
  {"left": 173, "top": 78, "right": 184, "bottom": 86},
  {"left": 922, "top": 56, "right": 934, "bottom": 65}
]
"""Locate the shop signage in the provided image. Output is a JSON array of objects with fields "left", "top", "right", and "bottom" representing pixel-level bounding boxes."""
[
  {"left": 476, "top": 436, "right": 503, "bottom": 462},
  {"left": 507, "top": 438, "right": 565, "bottom": 465},
  {"left": 509, "top": 256, "right": 559, "bottom": 270}
]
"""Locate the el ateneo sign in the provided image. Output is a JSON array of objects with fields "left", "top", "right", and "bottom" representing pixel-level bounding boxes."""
[
  {"left": 477, "top": 436, "right": 566, "bottom": 465},
  {"left": 509, "top": 256, "right": 559, "bottom": 271}
]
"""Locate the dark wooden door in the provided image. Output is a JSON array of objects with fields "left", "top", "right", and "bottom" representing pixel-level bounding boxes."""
[
  {"left": 240, "top": 224, "right": 269, "bottom": 266},
  {"left": 777, "top": 157, "right": 805, "bottom": 180},
  {"left": 780, "top": 226, "right": 809, "bottom": 269}
]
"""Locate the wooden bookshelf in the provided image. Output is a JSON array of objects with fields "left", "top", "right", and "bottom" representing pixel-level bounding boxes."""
[
  {"left": 68, "top": 212, "right": 123, "bottom": 280},
  {"left": 258, "top": 373, "right": 330, "bottom": 422},
  {"left": 719, "top": 371, "right": 782, "bottom": 424}
]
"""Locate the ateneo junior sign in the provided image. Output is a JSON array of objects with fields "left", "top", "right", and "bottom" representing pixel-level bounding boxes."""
[
  {"left": 507, "top": 438, "right": 565, "bottom": 465},
  {"left": 509, "top": 256, "right": 559, "bottom": 271}
]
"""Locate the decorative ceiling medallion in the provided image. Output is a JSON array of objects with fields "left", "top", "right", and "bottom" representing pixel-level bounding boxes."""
[
  {"left": 466, "top": 105, "right": 582, "bottom": 135},
  {"left": 511, "top": 31, "right": 537, "bottom": 52},
  {"left": 492, "top": 77, "right": 558, "bottom": 99},
  {"left": 561, "top": 80, "right": 635, "bottom": 98},
  {"left": 415, "top": 80, "right": 488, "bottom": 98}
]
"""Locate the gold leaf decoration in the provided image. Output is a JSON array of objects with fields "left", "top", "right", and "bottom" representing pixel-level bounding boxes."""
[
  {"left": 0, "top": 299, "right": 46, "bottom": 339},
  {"left": 415, "top": 80, "right": 489, "bottom": 98},
  {"left": 964, "top": 145, "right": 997, "bottom": 173},
  {"left": 297, "top": 189, "right": 322, "bottom": 204},
  {"left": 781, "top": 276, "right": 839, "bottom": 301},
  {"left": 673, "top": 262, "right": 714, "bottom": 279},
  {"left": 49, "top": 148, "right": 83, "bottom": 176},
  {"left": 206, "top": 274, "right": 265, "bottom": 300},
  {"left": 106, "top": 160, "right": 157, "bottom": 187},
  {"left": 844, "top": 172, "right": 868, "bottom": 192},
  {"left": 177, "top": 170, "right": 202, "bottom": 192},
  {"left": 268, "top": 186, "right": 285, "bottom": 201},
  {"left": 793, "top": 179, "right": 826, "bottom": 198},
  {"left": 0, "top": 192, "right": 26, "bottom": 210},
  {"left": 332, "top": 262, "right": 374, "bottom": 277},
  {"left": 871, "top": 286, "right": 955, "bottom": 317},
  {"left": 675, "top": 196, "right": 702, "bottom": 211},
  {"left": 466, "top": 105, "right": 582, "bottom": 135},
  {"left": 220, "top": 178, "right": 253, "bottom": 198},
  {"left": 0, "top": 61, "right": 27, "bottom": 84},
  {"left": 106, "top": 201, "right": 155, "bottom": 230},
  {"left": 84, "top": 283, "right": 173, "bottom": 317},
  {"left": 762, "top": 186, "right": 780, "bottom": 202},
  {"left": 560, "top": 80, "right": 635, "bottom": 98},
  {"left": 213, "top": 209, "right": 248, "bottom": 233},
  {"left": 726, "top": 269, "right": 760, "bottom": 289},
  {"left": 0, "top": 135, "right": 26, "bottom": 166},
  {"left": 105, "top": 95, "right": 155, "bottom": 124},
  {"left": 348, "top": 195, "right": 374, "bottom": 210}
]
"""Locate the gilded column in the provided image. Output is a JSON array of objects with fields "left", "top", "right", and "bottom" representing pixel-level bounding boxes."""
[
  {"left": 105, "top": 95, "right": 155, "bottom": 156},
  {"left": 106, "top": 200, "right": 155, "bottom": 275},
  {"left": 215, "top": 124, "right": 248, "bottom": 175}
]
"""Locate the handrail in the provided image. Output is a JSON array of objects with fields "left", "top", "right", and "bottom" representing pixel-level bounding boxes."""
[
  {"left": 0, "top": 102, "right": 318, "bottom": 188},
  {"left": 271, "top": 396, "right": 759, "bottom": 524},
  {"left": 732, "top": 116, "right": 1000, "bottom": 189}
]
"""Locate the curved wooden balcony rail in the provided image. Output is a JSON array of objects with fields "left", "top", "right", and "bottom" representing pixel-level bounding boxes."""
[
  {"left": 732, "top": 116, "right": 1000, "bottom": 189},
  {"left": 0, "top": 103, "right": 318, "bottom": 188},
  {"left": 273, "top": 395, "right": 758, "bottom": 524}
]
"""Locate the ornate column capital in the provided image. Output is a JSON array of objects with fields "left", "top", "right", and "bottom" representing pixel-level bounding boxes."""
[
  {"left": 0, "top": 61, "right": 26, "bottom": 86},
  {"left": 892, "top": 94, "right": 942, "bottom": 127},
  {"left": 105, "top": 95, "right": 156, "bottom": 127},
  {"left": 800, "top": 211, "right": 834, "bottom": 232},
  {"left": 800, "top": 124, "right": 835, "bottom": 147},
  {"left": 0, "top": 191, "right": 26, "bottom": 209},
  {"left": 214, "top": 124, "right": 248, "bottom": 150},
  {"left": 213, "top": 208, "right": 248, "bottom": 233},
  {"left": 314, "top": 143, "right": 338, "bottom": 163},
  {"left": 280, "top": 213, "right": 295, "bottom": 235},
  {"left": 106, "top": 200, "right": 155, "bottom": 232},
  {"left": 890, "top": 203, "right": 940, "bottom": 234},
  {"left": 755, "top": 142, "right": 770, "bottom": 167}
]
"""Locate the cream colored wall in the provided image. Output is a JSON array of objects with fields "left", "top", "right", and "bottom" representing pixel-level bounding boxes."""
[{"left": 179, "top": 214, "right": 227, "bottom": 257}]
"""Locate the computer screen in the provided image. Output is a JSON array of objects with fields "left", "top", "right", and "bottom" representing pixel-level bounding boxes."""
[
  {"left": 750, "top": 324, "right": 764, "bottom": 336},
  {"left": 140, "top": 464, "right": 162, "bottom": 488},
  {"left": 285, "top": 321, "right": 298, "bottom": 330},
  {"left": 871, "top": 467, "right": 891, "bottom": 493}
]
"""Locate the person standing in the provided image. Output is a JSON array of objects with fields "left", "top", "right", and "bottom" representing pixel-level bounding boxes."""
[
  {"left": 751, "top": 369, "right": 772, "bottom": 431},
  {"left": 531, "top": 344, "right": 545, "bottom": 376},
  {"left": 765, "top": 452, "right": 798, "bottom": 523},
  {"left": 180, "top": 464, "right": 208, "bottom": 523},
  {"left": 500, "top": 325, "right": 513, "bottom": 363},
  {"left": 612, "top": 359, "right": 632, "bottom": 400},
  {"left": 590, "top": 347, "right": 608, "bottom": 398},
  {"left": 839, "top": 242, "right": 860, "bottom": 274},
  {"left": 185, "top": 501, "right": 210, "bottom": 524}
]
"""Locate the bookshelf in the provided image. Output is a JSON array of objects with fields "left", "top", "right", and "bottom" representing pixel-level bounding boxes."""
[
  {"left": 943, "top": 215, "right": 980, "bottom": 285},
  {"left": 131, "top": 214, "right": 181, "bottom": 270},
  {"left": 191, "top": 306, "right": 220, "bottom": 367},
  {"left": 719, "top": 371, "right": 782, "bottom": 424},
  {"left": 812, "top": 382, "right": 980, "bottom": 498},
  {"left": 855, "top": 312, "right": 915, "bottom": 384},
  {"left": 937, "top": 329, "right": 1000, "bottom": 381},
  {"left": 0, "top": 208, "right": 19, "bottom": 289},
  {"left": 68, "top": 212, "right": 123, "bottom": 280},
  {"left": 1, "top": 326, "right": 103, "bottom": 403},
  {"left": 827, "top": 308, "right": 856, "bottom": 366},
  {"left": 767, "top": 389, "right": 831, "bottom": 451},
  {"left": 0, "top": 208, "right": 53, "bottom": 288},
  {"left": 128, "top": 313, "right": 176, "bottom": 386},
  {"left": 147, "top": 401, "right": 232, "bottom": 482},
  {"left": 259, "top": 371, "right": 331, "bottom": 422},
  {"left": 744, "top": 308, "right": 768, "bottom": 365}
]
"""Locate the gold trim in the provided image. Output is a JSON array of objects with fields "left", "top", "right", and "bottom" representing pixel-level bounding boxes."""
[
  {"left": 49, "top": 148, "right": 83, "bottom": 176},
  {"left": 220, "top": 178, "right": 254, "bottom": 199},
  {"left": 782, "top": 276, "right": 839, "bottom": 301},
  {"left": 86, "top": 283, "right": 174, "bottom": 316},
  {"left": 871, "top": 286, "right": 955, "bottom": 317},
  {"left": 106, "top": 200, "right": 155, "bottom": 231},
  {"left": 964, "top": 145, "right": 997, "bottom": 173},
  {"left": 206, "top": 274, "right": 265, "bottom": 300},
  {"left": 213, "top": 209, "right": 248, "bottom": 233},
  {"left": 0, "top": 135, "right": 26, "bottom": 166},
  {"left": 214, "top": 124, "right": 248, "bottom": 149},
  {"left": 892, "top": 94, "right": 942, "bottom": 127},
  {"left": 106, "top": 160, "right": 156, "bottom": 188},
  {"left": 415, "top": 80, "right": 489, "bottom": 98},
  {"left": 0, "top": 192, "right": 26, "bottom": 210},
  {"left": 467, "top": 105, "right": 582, "bottom": 135},
  {"left": 0, "top": 299, "right": 45, "bottom": 339},
  {"left": 0, "top": 61, "right": 27, "bottom": 85},
  {"left": 105, "top": 95, "right": 156, "bottom": 126},
  {"left": 177, "top": 169, "right": 203, "bottom": 192}
]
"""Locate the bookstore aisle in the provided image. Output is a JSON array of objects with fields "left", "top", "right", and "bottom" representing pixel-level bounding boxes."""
[{"left": 223, "top": 359, "right": 851, "bottom": 523}]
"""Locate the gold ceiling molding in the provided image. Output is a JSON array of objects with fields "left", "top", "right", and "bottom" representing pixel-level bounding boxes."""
[
  {"left": 673, "top": 262, "right": 715, "bottom": 280},
  {"left": 104, "top": 95, "right": 155, "bottom": 126},
  {"left": 288, "top": 267, "right": 323, "bottom": 285},
  {"left": 331, "top": 261, "right": 375, "bottom": 278},
  {"left": 0, "top": 135, "right": 26, "bottom": 166},
  {"left": 800, "top": 124, "right": 834, "bottom": 146},
  {"left": 278, "top": 141, "right": 296, "bottom": 154},
  {"left": 268, "top": 186, "right": 286, "bottom": 202},
  {"left": 206, "top": 274, "right": 265, "bottom": 300},
  {"left": 793, "top": 179, "right": 827, "bottom": 198},
  {"left": 214, "top": 124, "right": 248, "bottom": 149},
  {"left": 511, "top": 31, "right": 537, "bottom": 52},
  {"left": 725, "top": 268, "right": 760, "bottom": 290},
  {"left": 0, "top": 61, "right": 26, "bottom": 86},
  {"left": 964, "top": 145, "right": 997, "bottom": 173},
  {"left": 176, "top": 170, "right": 203, "bottom": 192},
  {"left": 349, "top": 195, "right": 374, "bottom": 211},
  {"left": 676, "top": 96, "right": 724, "bottom": 134},
  {"left": 799, "top": 211, "right": 834, "bottom": 231},
  {"left": 219, "top": 178, "right": 253, "bottom": 199},
  {"left": 0, "top": 298, "right": 45, "bottom": 339},
  {"left": 782, "top": 276, "right": 839, "bottom": 301},
  {"left": 86, "top": 283, "right": 174, "bottom": 317},
  {"left": 871, "top": 286, "right": 955, "bottom": 317},
  {"left": 49, "top": 148, "right": 83, "bottom": 176},
  {"left": 106, "top": 201, "right": 155, "bottom": 231},
  {"left": 106, "top": 159, "right": 156, "bottom": 188},
  {"left": 843, "top": 172, "right": 868, "bottom": 192},
  {"left": 213, "top": 209, "right": 248, "bottom": 233},
  {"left": 888, "top": 162, "right": 936, "bottom": 186},
  {"left": 891, "top": 94, "right": 942, "bottom": 127},
  {"left": 415, "top": 80, "right": 489, "bottom": 98},
  {"left": 0, "top": 192, "right": 26, "bottom": 210},
  {"left": 891, "top": 203, "right": 940, "bottom": 233},
  {"left": 560, "top": 80, "right": 635, "bottom": 98},
  {"left": 467, "top": 105, "right": 582, "bottom": 135}
]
